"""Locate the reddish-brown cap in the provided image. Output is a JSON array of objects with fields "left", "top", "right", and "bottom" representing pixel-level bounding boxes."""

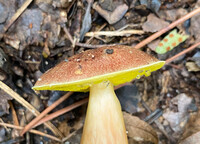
[{"left": 33, "top": 45, "right": 165, "bottom": 91}]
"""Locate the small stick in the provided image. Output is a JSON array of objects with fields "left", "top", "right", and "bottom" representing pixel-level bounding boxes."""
[
  {"left": 134, "top": 7, "right": 200, "bottom": 49},
  {"left": 3, "top": 0, "right": 33, "bottom": 33},
  {"left": 0, "top": 81, "right": 63, "bottom": 137},
  {"left": 8, "top": 101, "right": 20, "bottom": 126},
  {"left": 62, "top": 23, "right": 122, "bottom": 49},
  {"left": 62, "top": 124, "right": 83, "bottom": 142},
  {"left": 75, "top": 42, "right": 117, "bottom": 48},
  {"left": 0, "top": 123, "right": 62, "bottom": 142},
  {"left": 141, "top": 100, "right": 175, "bottom": 142},
  {"left": 117, "top": 23, "right": 142, "bottom": 31},
  {"left": 34, "top": 98, "right": 88, "bottom": 127},
  {"left": 85, "top": 30, "right": 144, "bottom": 37},
  {"left": 165, "top": 42, "right": 200, "bottom": 64},
  {"left": 20, "top": 92, "right": 73, "bottom": 136},
  {"left": 62, "top": 26, "right": 75, "bottom": 46},
  {"left": 0, "top": 118, "right": 10, "bottom": 132},
  {"left": 86, "top": 23, "right": 107, "bottom": 44}
]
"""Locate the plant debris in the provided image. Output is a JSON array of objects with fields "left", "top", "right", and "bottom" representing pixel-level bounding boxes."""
[
  {"left": 142, "top": 13, "right": 169, "bottom": 32},
  {"left": 0, "top": 0, "right": 200, "bottom": 143}
]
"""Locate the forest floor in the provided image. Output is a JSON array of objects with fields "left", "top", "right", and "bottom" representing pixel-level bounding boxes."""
[{"left": 0, "top": 0, "right": 200, "bottom": 144}]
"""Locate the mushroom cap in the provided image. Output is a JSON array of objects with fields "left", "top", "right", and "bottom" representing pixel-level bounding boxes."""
[{"left": 33, "top": 45, "right": 165, "bottom": 91}]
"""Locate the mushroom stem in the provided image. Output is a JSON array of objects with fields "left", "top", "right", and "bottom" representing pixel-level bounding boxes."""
[{"left": 81, "top": 81, "right": 128, "bottom": 144}]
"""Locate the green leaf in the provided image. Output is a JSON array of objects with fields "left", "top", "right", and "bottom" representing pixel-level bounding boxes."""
[{"left": 156, "top": 29, "right": 189, "bottom": 54}]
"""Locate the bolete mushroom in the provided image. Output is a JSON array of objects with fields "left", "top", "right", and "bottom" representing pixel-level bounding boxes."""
[{"left": 33, "top": 45, "right": 165, "bottom": 144}]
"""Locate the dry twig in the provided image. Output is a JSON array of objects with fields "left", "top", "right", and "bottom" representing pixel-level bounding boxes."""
[
  {"left": 0, "top": 123, "right": 62, "bottom": 142},
  {"left": 3, "top": 0, "right": 33, "bottom": 33},
  {"left": 9, "top": 101, "right": 20, "bottom": 126},
  {"left": 86, "top": 23, "right": 107, "bottom": 44},
  {"left": 165, "top": 42, "right": 200, "bottom": 64},
  {"left": 0, "top": 81, "right": 63, "bottom": 137},
  {"left": 34, "top": 98, "right": 88, "bottom": 127},
  {"left": 85, "top": 30, "right": 144, "bottom": 37},
  {"left": 134, "top": 7, "right": 200, "bottom": 49},
  {"left": 20, "top": 92, "right": 73, "bottom": 136}
]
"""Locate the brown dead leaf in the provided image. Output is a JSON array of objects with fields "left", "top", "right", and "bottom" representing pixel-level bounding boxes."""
[
  {"left": 148, "top": 39, "right": 160, "bottom": 52},
  {"left": 0, "top": 89, "right": 12, "bottom": 116},
  {"left": 189, "top": 1, "right": 200, "bottom": 44},
  {"left": 163, "top": 93, "right": 192, "bottom": 133},
  {"left": 142, "top": 14, "right": 169, "bottom": 33},
  {"left": 123, "top": 112, "right": 158, "bottom": 144},
  {"left": 179, "top": 112, "right": 200, "bottom": 144},
  {"left": 93, "top": 2, "right": 128, "bottom": 24},
  {"left": 158, "top": 8, "right": 188, "bottom": 22},
  {"left": 186, "top": 62, "right": 200, "bottom": 72}
]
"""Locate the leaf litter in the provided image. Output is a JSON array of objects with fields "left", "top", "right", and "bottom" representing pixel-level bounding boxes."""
[{"left": 0, "top": 0, "right": 200, "bottom": 143}]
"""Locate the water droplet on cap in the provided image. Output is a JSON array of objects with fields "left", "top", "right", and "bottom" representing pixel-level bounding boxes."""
[
  {"left": 138, "top": 70, "right": 143, "bottom": 73},
  {"left": 144, "top": 70, "right": 151, "bottom": 77},
  {"left": 136, "top": 75, "right": 141, "bottom": 79}
]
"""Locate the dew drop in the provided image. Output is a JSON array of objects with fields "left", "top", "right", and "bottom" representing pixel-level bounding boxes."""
[
  {"left": 76, "top": 58, "right": 81, "bottom": 62},
  {"left": 136, "top": 75, "right": 141, "bottom": 79},
  {"left": 144, "top": 70, "right": 151, "bottom": 77},
  {"left": 138, "top": 70, "right": 143, "bottom": 73}
]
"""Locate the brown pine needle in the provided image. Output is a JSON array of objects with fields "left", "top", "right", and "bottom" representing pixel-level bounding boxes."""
[
  {"left": 9, "top": 101, "right": 20, "bottom": 126},
  {"left": 0, "top": 123, "right": 62, "bottom": 142},
  {"left": 165, "top": 42, "right": 200, "bottom": 64},
  {"left": 20, "top": 92, "right": 73, "bottom": 136},
  {"left": 134, "top": 7, "right": 200, "bottom": 49},
  {"left": 0, "top": 81, "right": 63, "bottom": 138},
  {"left": 34, "top": 98, "right": 88, "bottom": 127}
]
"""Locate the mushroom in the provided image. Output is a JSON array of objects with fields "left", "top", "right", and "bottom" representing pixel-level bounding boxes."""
[{"left": 33, "top": 45, "right": 165, "bottom": 144}]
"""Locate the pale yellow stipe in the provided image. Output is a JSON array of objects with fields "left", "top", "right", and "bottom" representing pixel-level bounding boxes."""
[
  {"left": 81, "top": 81, "right": 128, "bottom": 144},
  {"left": 33, "top": 61, "right": 165, "bottom": 92}
]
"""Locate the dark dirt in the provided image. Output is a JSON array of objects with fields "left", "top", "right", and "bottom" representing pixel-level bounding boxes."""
[{"left": 0, "top": 0, "right": 200, "bottom": 144}]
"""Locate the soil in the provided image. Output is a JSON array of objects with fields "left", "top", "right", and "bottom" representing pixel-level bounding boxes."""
[{"left": 0, "top": 0, "right": 200, "bottom": 144}]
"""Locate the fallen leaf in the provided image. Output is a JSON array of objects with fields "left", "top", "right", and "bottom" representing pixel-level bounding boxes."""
[
  {"left": 155, "top": 29, "right": 188, "bottom": 54},
  {"left": 163, "top": 93, "right": 192, "bottom": 133},
  {"left": 139, "top": 0, "right": 161, "bottom": 13},
  {"left": 0, "top": 89, "right": 12, "bottom": 116},
  {"left": 186, "top": 62, "right": 200, "bottom": 72},
  {"left": 189, "top": 1, "right": 200, "bottom": 44},
  {"left": 148, "top": 39, "right": 160, "bottom": 52},
  {"left": 158, "top": 8, "right": 188, "bottom": 22},
  {"left": 179, "top": 113, "right": 200, "bottom": 144},
  {"left": 191, "top": 51, "right": 200, "bottom": 67},
  {"left": 142, "top": 14, "right": 169, "bottom": 33},
  {"left": 93, "top": 2, "right": 128, "bottom": 24},
  {"left": 79, "top": 1, "right": 92, "bottom": 41},
  {"left": 123, "top": 112, "right": 158, "bottom": 144}
]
